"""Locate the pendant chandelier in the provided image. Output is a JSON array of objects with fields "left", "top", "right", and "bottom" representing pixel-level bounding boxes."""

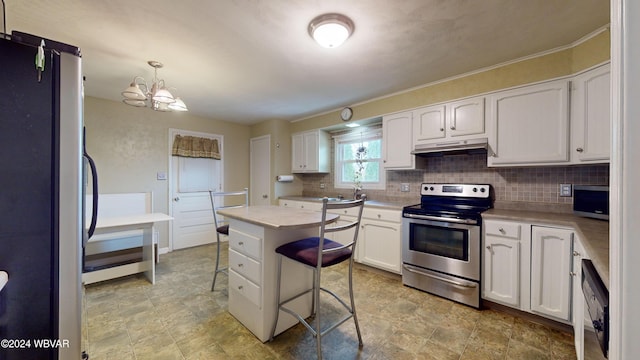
[{"left": 121, "top": 61, "right": 188, "bottom": 112}]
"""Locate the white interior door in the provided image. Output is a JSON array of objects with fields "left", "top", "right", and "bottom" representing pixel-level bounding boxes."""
[
  {"left": 169, "top": 129, "right": 223, "bottom": 250},
  {"left": 250, "top": 135, "right": 271, "bottom": 205}
]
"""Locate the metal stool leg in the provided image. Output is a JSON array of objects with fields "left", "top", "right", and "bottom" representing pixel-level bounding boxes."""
[
  {"left": 211, "top": 234, "right": 222, "bottom": 291},
  {"left": 314, "top": 267, "right": 322, "bottom": 360},
  {"left": 349, "top": 259, "right": 363, "bottom": 346}
]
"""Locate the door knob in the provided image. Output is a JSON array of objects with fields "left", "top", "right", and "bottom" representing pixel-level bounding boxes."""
[
  {"left": 576, "top": 147, "right": 584, "bottom": 153},
  {"left": 173, "top": 197, "right": 180, "bottom": 202}
]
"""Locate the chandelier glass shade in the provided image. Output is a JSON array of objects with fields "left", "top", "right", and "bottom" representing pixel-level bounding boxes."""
[
  {"left": 121, "top": 61, "right": 188, "bottom": 112},
  {"left": 308, "top": 13, "right": 354, "bottom": 48}
]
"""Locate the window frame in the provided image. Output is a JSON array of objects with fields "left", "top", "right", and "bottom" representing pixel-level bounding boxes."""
[{"left": 333, "top": 129, "right": 386, "bottom": 190}]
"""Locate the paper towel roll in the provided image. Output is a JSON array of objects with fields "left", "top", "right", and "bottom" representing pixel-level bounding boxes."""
[{"left": 276, "top": 175, "right": 294, "bottom": 182}]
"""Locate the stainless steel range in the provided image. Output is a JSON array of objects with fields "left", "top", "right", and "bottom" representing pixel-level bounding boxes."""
[{"left": 402, "top": 183, "right": 492, "bottom": 308}]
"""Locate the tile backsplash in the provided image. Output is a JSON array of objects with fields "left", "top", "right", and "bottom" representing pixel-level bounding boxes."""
[{"left": 300, "top": 153, "right": 609, "bottom": 213}]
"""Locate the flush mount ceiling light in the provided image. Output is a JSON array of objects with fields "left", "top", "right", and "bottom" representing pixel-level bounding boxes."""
[
  {"left": 121, "top": 61, "right": 188, "bottom": 112},
  {"left": 308, "top": 13, "right": 354, "bottom": 48}
]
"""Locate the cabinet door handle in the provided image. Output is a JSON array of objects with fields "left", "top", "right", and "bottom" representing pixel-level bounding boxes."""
[
  {"left": 238, "top": 263, "right": 244, "bottom": 267},
  {"left": 486, "top": 245, "right": 491, "bottom": 250},
  {"left": 499, "top": 228, "right": 506, "bottom": 234},
  {"left": 238, "top": 241, "right": 244, "bottom": 246},
  {"left": 238, "top": 285, "right": 244, "bottom": 290},
  {"left": 450, "top": 126, "right": 456, "bottom": 130},
  {"left": 573, "top": 251, "right": 580, "bottom": 256},
  {"left": 439, "top": 128, "right": 444, "bottom": 132},
  {"left": 570, "top": 272, "right": 577, "bottom": 277},
  {"left": 576, "top": 147, "right": 584, "bottom": 153}
]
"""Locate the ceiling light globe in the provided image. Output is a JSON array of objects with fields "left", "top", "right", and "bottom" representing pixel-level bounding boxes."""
[
  {"left": 309, "top": 13, "right": 354, "bottom": 48},
  {"left": 313, "top": 23, "right": 350, "bottom": 48}
]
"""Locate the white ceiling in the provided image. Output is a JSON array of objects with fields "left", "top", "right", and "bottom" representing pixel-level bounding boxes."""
[{"left": 5, "top": 0, "right": 609, "bottom": 125}]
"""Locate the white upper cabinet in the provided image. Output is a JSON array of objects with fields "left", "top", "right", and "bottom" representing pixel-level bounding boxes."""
[
  {"left": 413, "top": 105, "right": 446, "bottom": 142},
  {"left": 448, "top": 96, "right": 486, "bottom": 137},
  {"left": 413, "top": 96, "right": 485, "bottom": 146},
  {"left": 571, "top": 63, "right": 611, "bottom": 164},
  {"left": 291, "top": 130, "right": 330, "bottom": 173},
  {"left": 487, "top": 80, "right": 570, "bottom": 166},
  {"left": 382, "top": 111, "right": 422, "bottom": 169}
]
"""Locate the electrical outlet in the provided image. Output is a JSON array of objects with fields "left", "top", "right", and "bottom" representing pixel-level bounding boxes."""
[
  {"left": 401, "top": 183, "right": 410, "bottom": 192},
  {"left": 560, "top": 184, "right": 572, "bottom": 197},
  {"left": 319, "top": 183, "right": 325, "bottom": 189}
]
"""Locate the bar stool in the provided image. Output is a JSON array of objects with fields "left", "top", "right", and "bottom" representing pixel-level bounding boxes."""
[
  {"left": 269, "top": 196, "right": 365, "bottom": 359},
  {"left": 208, "top": 188, "right": 248, "bottom": 291}
]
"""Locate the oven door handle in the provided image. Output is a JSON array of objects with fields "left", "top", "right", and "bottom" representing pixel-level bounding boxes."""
[
  {"left": 403, "top": 213, "right": 477, "bottom": 225},
  {"left": 403, "top": 265, "right": 477, "bottom": 288}
]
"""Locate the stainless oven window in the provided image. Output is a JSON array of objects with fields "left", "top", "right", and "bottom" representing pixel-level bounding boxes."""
[{"left": 409, "top": 223, "right": 469, "bottom": 261}]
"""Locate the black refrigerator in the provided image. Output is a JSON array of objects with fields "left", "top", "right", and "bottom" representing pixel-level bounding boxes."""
[{"left": 0, "top": 32, "right": 96, "bottom": 360}]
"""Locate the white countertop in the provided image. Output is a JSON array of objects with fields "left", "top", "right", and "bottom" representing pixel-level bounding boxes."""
[{"left": 217, "top": 205, "right": 338, "bottom": 229}]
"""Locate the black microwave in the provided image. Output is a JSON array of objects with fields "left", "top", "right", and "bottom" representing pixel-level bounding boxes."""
[{"left": 573, "top": 185, "right": 609, "bottom": 220}]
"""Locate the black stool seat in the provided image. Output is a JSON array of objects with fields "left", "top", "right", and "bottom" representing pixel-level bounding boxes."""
[
  {"left": 276, "top": 237, "right": 352, "bottom": 268},
  {"left": 217, "top": 224, "right": 229, "bottom": 235}
]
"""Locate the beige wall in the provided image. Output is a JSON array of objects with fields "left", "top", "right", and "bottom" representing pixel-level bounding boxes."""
[{"left": 84, "top": 97, "right": 250, "bottom": 249}]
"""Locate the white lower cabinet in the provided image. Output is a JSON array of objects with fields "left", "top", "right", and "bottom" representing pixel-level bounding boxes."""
[
  {"left": 359, "top": 212, "right": 402, "bottom": 274},
  {"left": 530, "top": 226, "right": 574, "bottom": 321},
  {"left": 572, "top": 237, "right": 587, "bottom": 360},
  {"left": 482, "top": 220, "right": 528, "bottom": 307},
  {"left": 482, "top": 220, "right": 574, "bottom": 323}
]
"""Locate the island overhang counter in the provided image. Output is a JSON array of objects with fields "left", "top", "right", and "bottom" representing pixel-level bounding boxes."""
[{"left": 216, "top": 205, "right": 339, "bottom": 342}]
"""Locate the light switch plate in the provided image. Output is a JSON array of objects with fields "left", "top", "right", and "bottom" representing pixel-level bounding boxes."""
[
  {"left": 157, "top": 172, "right": 167, "bottom": 180},
  {"left": 560, "top": 184, "right": 572, "bottom": 197},
  {"left": 401, "top": 183, "right": 410, "bottom": 192}
]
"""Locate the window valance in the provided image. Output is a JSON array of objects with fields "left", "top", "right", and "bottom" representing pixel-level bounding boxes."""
[{"left": 172, "top": 135, "right": 221, "bottom": 159}]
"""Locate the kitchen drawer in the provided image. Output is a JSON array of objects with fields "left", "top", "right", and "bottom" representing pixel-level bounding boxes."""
[
  {"left": 229, "top": 228, "right": 262, "bottom": 260},
  {"left": 229, "top": 269, "right": 261, "bottom": 308},
  {"left": 484, "top": 221, "right": 522, "bottom": 239},
  {"left": 279, "top": 200, "right": 322, "bottom": 211},
  {"left": 363, "top": 208, "right": 401, "bottom": 223},
  {"left": 229, "top": 248, "right": 261, "bottom": 285},
  {"left": 328, "top": 206, "right": 361, "bottom": 217}
]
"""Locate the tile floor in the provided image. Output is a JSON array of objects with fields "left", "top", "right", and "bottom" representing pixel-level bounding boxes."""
[{"left": 82, "top": 243, "right": 577, "bottom": 360}]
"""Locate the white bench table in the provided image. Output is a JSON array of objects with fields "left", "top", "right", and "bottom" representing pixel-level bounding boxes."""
[{"left": 82, "top": 193, "right": 172, "bottom": 285}]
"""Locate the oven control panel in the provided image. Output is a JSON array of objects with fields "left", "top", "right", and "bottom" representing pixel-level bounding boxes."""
[{"left": 420, "top": 183, "right": 490, "bottom": 198}]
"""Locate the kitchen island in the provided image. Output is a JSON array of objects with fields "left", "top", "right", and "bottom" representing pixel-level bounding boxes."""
[{"left": 216, "top": 205, "right": 338, "bottom": 342}]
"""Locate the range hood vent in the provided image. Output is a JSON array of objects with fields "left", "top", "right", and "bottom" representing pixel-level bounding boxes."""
[{"left": 411, "top": 138, "right": 488, "bottom": 156}]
